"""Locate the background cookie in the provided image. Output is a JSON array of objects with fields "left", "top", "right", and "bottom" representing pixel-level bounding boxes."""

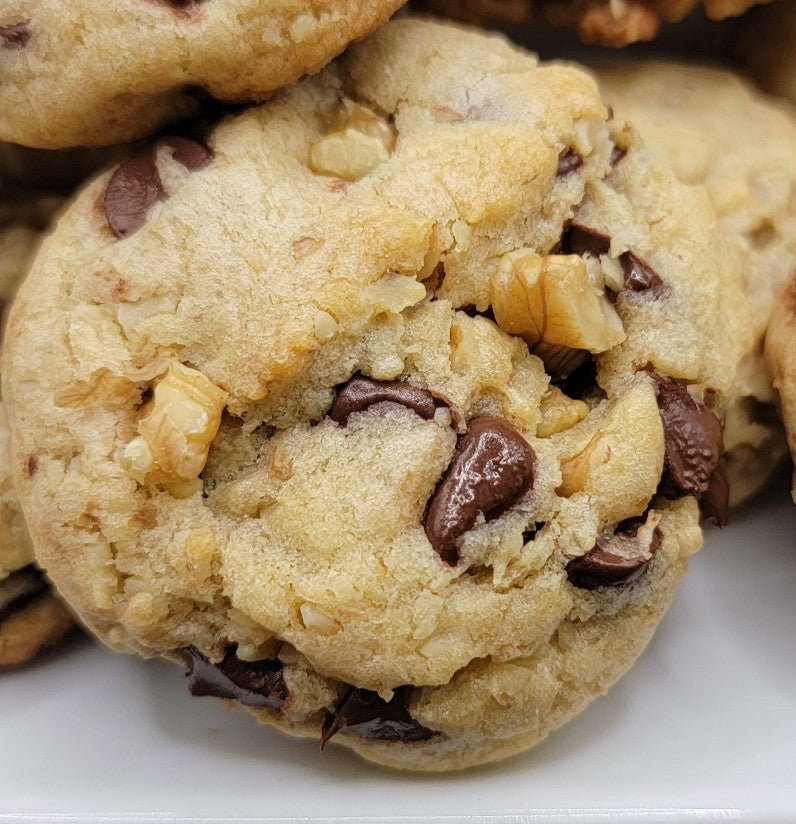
[
  {"left": 415, "top": 0, "right": 774, "bottom": 46},
  {"left": 2, "top": 20, "right": 751, "bottom": 768},
  {"left": 0, "top": 0, "right": 405, "bottom": 148},
  {"left": 0, "top": 197, "right": 74, "bottom": 666},
  {"left": 595, "top": 60, "right": 795, "bottom": 505}
]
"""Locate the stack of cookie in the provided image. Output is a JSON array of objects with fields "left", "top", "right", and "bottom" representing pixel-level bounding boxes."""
[{"left": 0, "top": 0, "right": 793, "bottom": 772}]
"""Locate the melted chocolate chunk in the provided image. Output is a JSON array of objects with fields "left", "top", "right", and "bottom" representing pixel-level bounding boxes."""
[
  {"left": 182, "top": 646, "right": 288, "bottom": 710},
  {"left": 560, "top": 223, "right": 611, "bottom": 257},
  {"left": 321, "top": 687, "right": 434, "bottom": 748},
  {"left": 329, "top": 377, "right": 448, "bottom": 426},
  {"left": 567, "top": 521, "right": 663, "bottom": 589},
  {"left": 104, "top": 137, "right": 210, "bottom": 238},
  {"left": 0, "top": 22, "right": 30, "bottom": 47},
  {"left": 619, "top": 252, "right": 664, "bottom": 293},
  {"left": 0, "top": 566, "right": 49, "bottom": 624},
  {"left": 699, "top": 465, "right": 729, "bottom": 528},
  {"left": 651, "top": 374, "right": 724, "bottom": 498},
  {"left": 556, "top": 149, "right": 583, "bottom": 177},
  {"left": 425, "top": 417, "right": 536, "bottom": 565}
]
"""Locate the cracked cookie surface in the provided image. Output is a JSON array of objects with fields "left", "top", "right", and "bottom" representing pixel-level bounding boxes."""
[
  {"left": 2, "top": 19, "right": 751, "bottom": 768},
  {"left": 0, "top": 0, "right": 405, "bottom": 148},
  {"left": 595, "top": 61, "right": 796, "bottom": 505}
]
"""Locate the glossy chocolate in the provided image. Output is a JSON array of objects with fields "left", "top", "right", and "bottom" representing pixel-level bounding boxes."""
[
  {"left": 329, "top": 377, "right": 447, "bottom": 426},
  {"left": 321, "top": 686, "right": 434, "bottom": 748},
  {"left": 425, "top": 417, "right": 536, "bottom": 565},
  {"left": 651, "top": 374, "right": 724, "bottom": 498},
  {"left": 560, "top": 223, "right": 611, "bottom": 257},
  {"left": 619, "top": 252, "right": 664, "bottom": 293},
  {"left": 182, "top": 646, "right": 288, "bottom": 710},
  {"left": 567, "top": 521, "right": 663, "bottom": 589}
]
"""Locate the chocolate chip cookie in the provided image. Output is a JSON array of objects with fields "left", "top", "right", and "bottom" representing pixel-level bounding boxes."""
[
  {"left": 416, "top": 0, "right": 771, "bottom": 46},
  {"left": 1, "top": 198, "right": 74, "bottom": 666},
  {"left": 595, "top": 61, "right": 796, "bottom": 505},
  {"left": 1, "top": 19, "right": 752, "bottom": 768},
  {"left": 0, "top": 0, "right": 405, "bottom": 149}
]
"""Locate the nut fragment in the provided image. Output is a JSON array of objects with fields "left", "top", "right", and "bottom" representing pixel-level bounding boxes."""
[
  {"left": 557, "top": 376, "right": 664, "bottom": 525},
  {"left": 123, "top": 360, "right": 227, "bottom": 496},
  {"left": 491, "top": 251, "right": 625, "bottom": 359},
  {"left": 537, "top": 386, "right": 589, "bottom": 438},
  {"left": 309, "top": 101, "right": 396, "bottom": 182}
]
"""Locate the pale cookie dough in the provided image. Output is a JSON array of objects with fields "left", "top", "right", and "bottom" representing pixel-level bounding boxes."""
[
  {"left": 765, "top": 274, "right": 796, "bottom": 499},
  {"left": 416, "top": 0, "right": 775, "bottom": 46},
  {"left": 0, "top": 0, "right": 405, "bottom": 149},
  {"left": 2, "top": 20, "right": 751, "bottom": 768},
  {"left": 595, "top": 61, "right": 795, "bottom": 505},
  {"left": 1, "top": 197, "right": 74, "bottom": 666}
]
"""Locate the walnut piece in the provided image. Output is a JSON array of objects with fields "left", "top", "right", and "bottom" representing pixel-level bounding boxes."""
[{"left": 123, "top": 361, "right": 227, "bottom": 497}]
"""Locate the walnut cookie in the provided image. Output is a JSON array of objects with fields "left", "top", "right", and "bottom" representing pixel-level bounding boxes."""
[
  {"left": 2, "top": 20, "right": 752, "bottom": 769},
  {"left": 595, "top": 61, "right": 796, "bottom": 506},
  {"left": 1, "top": 198, "right": 74, "bottom": 666},
  {"left": 415, "top": 0, "right": 771, "bottom": 46},
  {"left": 0, "top": 0, "right": 405, "bottom": 149}
]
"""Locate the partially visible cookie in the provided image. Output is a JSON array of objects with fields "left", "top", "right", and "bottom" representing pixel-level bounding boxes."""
[
  {"left": 0, "top": 0, "right": 405, "bottom": 149},
  {"left": 417, "top": 0, "right": 772, "bottom": 46},
  {"left": 2, "top": 20, "right": 752, "bottom": 768},
  {"left": 595, "top": 61, "right": 795, "bottom": 504},
  {"left": 1, "top": 197, "right": 74, "bottom": 666},
  {"left": 765, "top": 274, "right": 796, "bottom": 499},
  {"left": 736, "top": 0, "right": 796, "bottom": 107}
]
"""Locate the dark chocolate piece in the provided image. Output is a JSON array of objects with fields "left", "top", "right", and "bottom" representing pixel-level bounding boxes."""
[
  {"left": 104, "top": 137, "right": 210, "bottom": 238},
  {"left": 567, "top": 521, "right": 663, "bottom": 589},
  {"left": 0, "top": 566, "right": 49, "bottom": 624},
  {"left": 321, "top": 686, "right": 434, "bottom": 748},
  {"left": 556, "top": 149, "right": 583, "bottom": 177},
  {"left": 182, "top": 646, "right": 288, "bottom": 710},
  {"left": 699, "top": 465, "right": 729, "bottom": 528},
  {"left": 26, "top": 455, "right": 38, "bottom": 477},
  {"left": 329, "top": 377, "right": 447, "bottom": 426},
  {"left": 0, "top": 22, "right": 30, "bottom": 47},
  {"left": 651, "top": 374, "right": 724, "bottom": 499},
  {"left": 425, "top": 417, "right": 536, "bottom": 565},
  {"left": 560, "top": 223, "right": 611, "bottom": 257},
  {"left": 619, "top": 252, "right": 664, "bottom": 293}
]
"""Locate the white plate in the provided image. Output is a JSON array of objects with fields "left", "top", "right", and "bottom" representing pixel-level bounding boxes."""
[{"left": 1, "top": 472, "right": 794, "bottom": 824}]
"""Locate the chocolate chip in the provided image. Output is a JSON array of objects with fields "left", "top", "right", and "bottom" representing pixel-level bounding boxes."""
[
  {"left": 651, "top": 374, "right": 724, "bottom": 498},
  {"left": 560, "top": 223, "right": 611, "bottom": 257},
  {"left": 699, "top": 465, "right": 729, "bottom": 528},
  {"left": 0, "top": 566, "right": 49, "bottom": 624},
  {"left": 619, "top": 252, "right": 664, "bottom": 293},
  {"left": 556, "top": 149, "right": 584, "bottom": 177},
  {"left": 321, "top": 687, "right": 434, "bottom": 748},
  {"left": 104, "top": 152, "right": 164, "bottom": 239},
  {"left": 26, "top": 455, "right": 38, "bottom": 478},
  {"left": 0, "top": 22, "right": 30, "bottom": 47},
  {"left": 610, "top": 145, "right": 627, "bottom": 167},
  {"left": 182, "top": 646, "right": 288, "bottom": 710},
  {"left": 567, "top": 520, "right": 663, "bottom": 589},
  {"left": 425, "top": 417, "right": 536, "bottom": 566},
  {"left": 104, "top": 137, "right": 210, "bottom": 238},
  {"left": 329, "top": 377, "right": 448, "bottom": 426}
]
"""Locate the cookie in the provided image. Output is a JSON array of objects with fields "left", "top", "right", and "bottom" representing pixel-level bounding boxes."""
[
  {"left": 1, "top": 197, "right": 74, "bottom": 666},
  {"left": 0, "top": 0, "right": 405, "bottom": 149},
  {"left": 595, "top": 61, "right": 796, "bottom": 505},
  {"left": 765, "top": 275, "right": 796, "bottom": 499},
  {"left": 2, "top": 19, "right": 752, "bottom": 768},
  {"left": 416, "top": 0, "right": 769, "bottom": 46}
]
